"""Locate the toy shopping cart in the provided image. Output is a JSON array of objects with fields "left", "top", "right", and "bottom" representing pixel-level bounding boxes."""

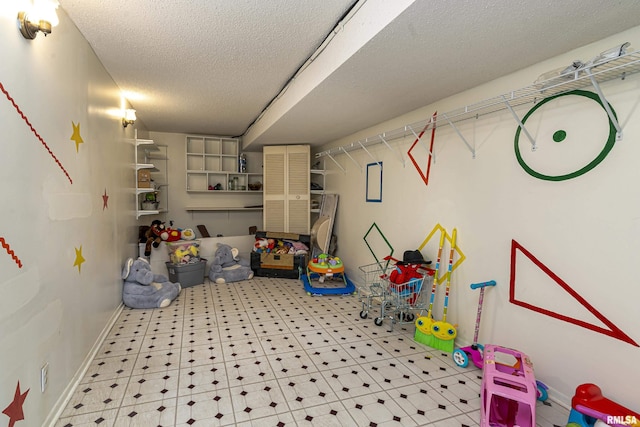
[
  {"left": 357, "top": 261, "right": 392, "bottom": 321},
  {"left": 376, "top": 264, "right": 434, "bottom": 332}
]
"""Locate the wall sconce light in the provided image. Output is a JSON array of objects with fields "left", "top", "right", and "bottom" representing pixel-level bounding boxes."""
[
  {"left": 17, "top": 0, "right": 60, "bottom": 40},
  {"left": 122, "top": 109, "right": 137, "bottom": 128}
]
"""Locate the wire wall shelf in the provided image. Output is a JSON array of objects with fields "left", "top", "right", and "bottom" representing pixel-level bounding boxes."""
[{"left": 316, "top": 47, "right": 640, "bottom": 169}]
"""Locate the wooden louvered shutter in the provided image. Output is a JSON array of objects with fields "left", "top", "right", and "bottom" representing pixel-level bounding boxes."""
[{"left": 263, "top": 145, "right": 309, "bottom": 233}]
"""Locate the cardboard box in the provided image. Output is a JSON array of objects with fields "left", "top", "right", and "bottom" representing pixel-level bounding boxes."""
[{"left": 137, "top": 169, "right": 151, "bottom": 188}]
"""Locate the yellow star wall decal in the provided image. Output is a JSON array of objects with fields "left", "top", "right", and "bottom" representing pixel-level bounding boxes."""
[
  {"left": 102, "top": 188, "right": 109, "bottom": 210},
  {"left": 70, "top": 121, "right": 84, "bottom": 153},
  {"left": 73, "top": 245, "right": 85, "bottom": 273}
]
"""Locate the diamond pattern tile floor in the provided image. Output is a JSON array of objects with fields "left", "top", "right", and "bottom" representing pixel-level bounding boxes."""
[{"left": 55, "top": 277, "right": 569, "bottom": 426}]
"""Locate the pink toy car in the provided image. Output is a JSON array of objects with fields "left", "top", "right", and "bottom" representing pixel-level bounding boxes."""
[{"left": 480, "top": 345, "right": 538, "bottom": 427}]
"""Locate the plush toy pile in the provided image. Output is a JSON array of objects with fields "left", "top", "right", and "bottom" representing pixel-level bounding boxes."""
[
  {"left": 121, "top": 257, "right": 181, "bottom": 308},
  {"left": 141, "top": 220, "right": 197, "bottom": 256},
  {"left": 253, "top": 236, "right": 309, "bottom": 255},
  {"left": 167, "top": 240, "right": 201, "bottom": 264},
  {"left": 163, "top": 226, "right": 196, "bottom": 242}
]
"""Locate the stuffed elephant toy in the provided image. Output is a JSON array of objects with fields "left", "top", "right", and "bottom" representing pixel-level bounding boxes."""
[
  {"left": 122, "top": 257, "right": 181, "bottom": 308},
  {"left": 208, "top": 243, "right": 254, "bottom": 284}
]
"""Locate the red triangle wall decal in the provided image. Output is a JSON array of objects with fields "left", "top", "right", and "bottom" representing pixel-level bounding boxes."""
[{"left": 509, "top": 239, "right": 638, "bottom": 347}]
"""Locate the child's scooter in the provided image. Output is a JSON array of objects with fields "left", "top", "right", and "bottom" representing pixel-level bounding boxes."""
[
  {"left": 452, "top": 280, "right": 496, "bottom": 369},
  {"left": 451, "top": 280, "right": 549, "bottom": 402}
]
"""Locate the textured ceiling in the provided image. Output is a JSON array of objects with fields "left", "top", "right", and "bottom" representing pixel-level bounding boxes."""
[{"left": 58, "top": 0, "right": 640, "bottom": 151}]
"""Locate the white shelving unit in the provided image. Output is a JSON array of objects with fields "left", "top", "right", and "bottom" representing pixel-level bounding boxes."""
[
  {"left": 315, "top": 48, "right": 640, "bottom": 166},
  {"left": 135, "top": 136, "right": 168, "bottom": 219},
  {"left": 310, "top": 168, "right": 328, "bottom": 214},
  {"left": 186, "top": 135, "right": 263, "bottom": 193}
]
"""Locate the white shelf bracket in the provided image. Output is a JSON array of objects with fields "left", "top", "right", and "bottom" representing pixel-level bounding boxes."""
[
  {"left": 340, "top": 146, "right": 363, "bottom": 172},
  {"left": 407, "top": 122, "right": 436, "bottom": 164},
  {"left": 501, "top": 95, "right": 537, "bottom": 151},
  {"left": 358, "top": 141, "right": 382, "bottom": 166},
  {"left": 584, "top": 68, "right": 623, "bottom": 140},
  {"left": 379, "top": 134, "right": 405, "bottom": 166},
  {"left": 326, "top": 153, "right": 346, "bottom": 174},
  {"left": 441, "top": 112, "right": 476, "bottom": 159}
]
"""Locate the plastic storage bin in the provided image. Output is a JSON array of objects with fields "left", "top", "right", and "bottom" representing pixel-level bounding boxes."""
[{"left": 165, "top": 259, "right": 207, "bottom": 288}]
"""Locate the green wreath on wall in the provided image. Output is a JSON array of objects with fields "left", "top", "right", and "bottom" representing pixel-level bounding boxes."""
[{"left": 514, "top": 89, "right": 617, "bottom": 181}]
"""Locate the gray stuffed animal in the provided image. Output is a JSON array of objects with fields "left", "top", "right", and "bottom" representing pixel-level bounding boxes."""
[
  {"left": 208, "top": 243, "right": 254, "bottom": 284},
  {"left": 122, "top": 257, "right": 181, "bottom": 308}
]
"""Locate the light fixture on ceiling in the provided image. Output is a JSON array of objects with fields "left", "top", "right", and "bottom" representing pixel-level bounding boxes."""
[
  {"left": 17, "top": 0, "right": 60, "bottom": 40},
  {"left": 122, "top": 109, "right": 137, "bottom": 128}
]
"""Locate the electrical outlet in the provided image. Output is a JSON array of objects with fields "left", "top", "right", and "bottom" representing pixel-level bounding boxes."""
[{"left": 40, "top": 362, "right": 49, "bottom": 392}]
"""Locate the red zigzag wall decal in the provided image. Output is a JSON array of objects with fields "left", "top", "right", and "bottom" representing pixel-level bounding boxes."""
[
  {"left": 0, "top": 81, "right": 72, "bottom": 184},
  {"left": 0, "top": 237, "right": 23, "bottom": 268}
]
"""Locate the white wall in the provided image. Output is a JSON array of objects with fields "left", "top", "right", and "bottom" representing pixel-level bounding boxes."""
[
  {"left": 321, "top": 27, "right": 640, "bottom": 408},
  {"left": 0, "top": 6, "right": 141, "bottom": 425},
  {"left": 143, "top": 131, "right": 264, "bottom": 237}
]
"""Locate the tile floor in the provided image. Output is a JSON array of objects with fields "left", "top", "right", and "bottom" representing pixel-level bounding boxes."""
[{"left": 56, "top": 276, "right": 570, "bottom": 426}]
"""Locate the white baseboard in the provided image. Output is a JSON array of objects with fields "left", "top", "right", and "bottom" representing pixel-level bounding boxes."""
[{"left": 43, "top": 303, "right": 124, "bottom": 427}]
